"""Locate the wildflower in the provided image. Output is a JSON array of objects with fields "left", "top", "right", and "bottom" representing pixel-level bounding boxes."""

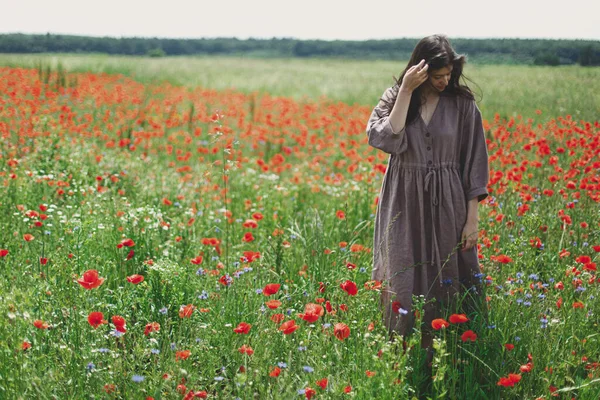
[
  {"left": 461, "top": 330, "right": 477, "bottom": 342},
  {"left": 333, "top": 323, "right": 350, "bottom": 341},
  {"left": 449, "top": 314, "right": 469, "bottom": 324},
  {"left": 88, "top": 312, "right": 108, "bottom": 329},
  {"left": 77, "top": 269, "right": 105, "bottom": 290},
  {"left": 497, "top": 373, "right": 521, "bottom": 387},
  {"left": 112, "top": 315, "right": 127, "bottom": 333},
  {"left": 175, "top": 350, "right": 191, "bottom": 361},
  {"left": 233, "top": 322, "right": 252, "bottom": 334},
  {"left": 132, "top": 375, "right": 144, "bottom": 383},
  {"left": 33, "top": 320, "right": 49, "bottom": 329},
  {"left": 340, "top": 280, "right": 358, "bottom": 296},
  {"left": 263, "top": 283, "right": 281, "bottom": 296},
  {"left": 126, "top": 274, "right": 144, "bottom": 284},
  {"left": 279, "top": 320, "right": 299, "bottom": 335},
  {"left": 431, "top": 318, "right": 450, "bottom": 330},
  {"left": 179, "top": 304, "right": 196, "bottom": 318}
]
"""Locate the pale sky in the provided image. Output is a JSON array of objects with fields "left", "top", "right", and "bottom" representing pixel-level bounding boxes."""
[{"left": 2, "top": 0, "right": 599, "bottom": 41}]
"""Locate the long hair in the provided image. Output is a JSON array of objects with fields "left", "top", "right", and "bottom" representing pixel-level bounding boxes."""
[{"left": 380, "top": 34, "right": 478, "bottom": 127}]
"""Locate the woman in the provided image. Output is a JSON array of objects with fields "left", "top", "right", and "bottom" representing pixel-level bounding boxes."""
[{"left": 366, "top": 34, "right": 490, "bottom": 366}]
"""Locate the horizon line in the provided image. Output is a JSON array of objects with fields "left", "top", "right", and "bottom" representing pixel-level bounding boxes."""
[{"left": 1, "top": 31, "right": 598, "bottom": 42}]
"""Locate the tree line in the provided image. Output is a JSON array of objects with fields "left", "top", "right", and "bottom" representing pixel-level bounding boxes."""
[{"left": 1, "top": 33, "right": 599, "bottom": 65}]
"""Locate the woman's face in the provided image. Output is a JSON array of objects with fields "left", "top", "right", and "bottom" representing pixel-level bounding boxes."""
[{"left": 426, "top": 64, "right": 453, "bottom": 92}]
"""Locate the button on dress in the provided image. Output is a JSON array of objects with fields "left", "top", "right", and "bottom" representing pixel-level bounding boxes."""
[{"left": 366, "top": 85, "right": 490, "bottom": 338}]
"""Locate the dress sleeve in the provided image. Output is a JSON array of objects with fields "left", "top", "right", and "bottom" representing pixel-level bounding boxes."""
[
  {"left": 460, "top": 99, "right": 490, "bottom": 203},
  {"left": 366, "top": 87, "right": 409, "bottom": 155}
]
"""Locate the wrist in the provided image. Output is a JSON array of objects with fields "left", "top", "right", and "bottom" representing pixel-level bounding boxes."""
[{"left": 399, "top": 85, "right": 413, "bottom": 95}]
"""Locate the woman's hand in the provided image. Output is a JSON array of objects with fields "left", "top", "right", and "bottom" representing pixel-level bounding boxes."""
[
  {"left": 461, "top": 219, "right": 479, "bottom": 251},
  {"left": 400, "top": 59, "right": 429, "bottom": 93}
]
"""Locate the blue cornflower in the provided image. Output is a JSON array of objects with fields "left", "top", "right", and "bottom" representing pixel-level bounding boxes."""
[
  {"left": 199, "top": 290, "right": 209, "bottom": 299},
  {"left": 196, "top": 268, "right": 205, "bottom": 276},
  {"left": 159, "top": 307, "right": 168, "bottom": 315},
  {"left": 278, "top": 362, "right": 287, "bottom": 368},
  {"left": 575, "top": 286, "right": 586, "bottom": 292},
  {"left": 298, "top": 346, "right": 307, "bottom": 352},
  {"left": 151, "top": 348, "right": 160, "bottom": 354},
  {"left": 170, "top": 343, "right": 176, "bottom": 350},
  {"left": 97, "top": 348, "right": 110, "bottom": 353},
  {"left": 132, "top": 375, "right": 144, "bottom": 383},
  {"left": 214, "top": 376, "right": 225, "bottom": 381},
  {"left": 516, "top": 298, "right": 523, "bottom": 304},
  {"left": 322, "top": 323, "right": 331, "bottom": 328},
  {"left": 303, "top": 366, "right": 314, "bottom": 373},
  {"left": 359, "top": 267, "right": 366, "bottom": 273},
  {"left": 255, "top": 288, "right": 263, "bottom": 294},
  {"left": 529, "top": 274, "right": 539, "bottom": 280},
  {"left": 524, "top": 301, "right": 532, "bottom": 307},
  {"left": 399, "top": 308, "right": 409, "bottom": 315},
  {"left": 538, "top": 294, "right": 546, "bottom": 299},
  {"left": 86, "top": 362, "right": 95, "bottom": 371}
]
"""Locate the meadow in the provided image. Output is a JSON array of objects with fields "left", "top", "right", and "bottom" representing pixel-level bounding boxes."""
[{"left": 0, "top": 55, "right": 599, "bottom": 399}]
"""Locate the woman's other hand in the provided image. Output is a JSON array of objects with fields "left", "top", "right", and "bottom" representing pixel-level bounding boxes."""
[
  {"left": 400, "top": 59, "right": 429, "bottom": 93},
  {"left": 461, "top": 219, "right": 478, "bottom": 251}
]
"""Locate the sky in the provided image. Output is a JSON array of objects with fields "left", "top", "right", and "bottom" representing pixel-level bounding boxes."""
[{"left": 2, "top": 0, "right": 599, "bottom": 41}]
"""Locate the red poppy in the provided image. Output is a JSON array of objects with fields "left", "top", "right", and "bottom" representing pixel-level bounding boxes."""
[
  {"left": 497, "top": 373, "right": 521, "bottom": 387},
  {"left": 298, "top": 303, "right": 324, "bottom": 323},
  {"left": 33, "top": 319, "right": 49, "bottom": 329},
  {"left": 88, "top": 311, "right": 107, "bottom": 328},
  {"left": 316, "top": 378, "right": 328, "bottom": 389},
  {"left": 21, "top": 341, "right": 31, "bottom": 350},
  {"left": 179, "top": 304, "right": 196, "bottom": 318},
  {"left": 265, "top": 300, "right": 282, "bottom": 309},
  {"left": 304, "top": 387, "right": 316, "bottom": 399},
  {"left": 271, "top": 313, "right": 285, "bottom": 324},
  {"left": 279, "top": 320, "right": 299, "bottom": 334},
  {"left": 117, "top": 238, "right": 135, "bottom": 248},
  {"left": 269, "top": 366, "right": 281, "bottom": 377},
  {"left": 176, "top": 350, "right": 191, "bottom": 361},
  {"left": 144, "top": 322, "right": 160, "bottom": 336},
  {"left": 431, "top": 318, "right": 450, "bottom": 330},
  {"left": 334, "top": 323, "right": 350, "bottom": 341},
  {"left": 23, "top": 234, "right": 35, "bottom": 242},
  {"left": 449, "top": 314, "right": 469, "bottom": 324},
  {"left": 112, "top": 315, "right": 127, "bottom": 333},
  {"left": 0, "top": 249, "right": 8, "bottom": 257},
  {"left": 190, "top": 256, "right": 203, "bottom": 265},
  {"left": 263, "top": 283, "right": 281, "bottom": 296},
  {"left": 77, "top": 269, "right": 105, "bottom": 290},
  {"left": 504, "top": 343, "right": 515, "bottom": 351},
  {"left": 126, "top": 274, "right": 144, "bottom": 284},
  {"left": 461, "top": 330, "right": 477, "bottom": 342},
  {"left": 238, "top": 344, "right": 254, "bottom": 355},
  {"left": 340, "top": 280, "right": 358, "bottom": 296},
  {"left": 233, "top": 322, "right": 252, "bottom": 334},
  {"left": 520, "top": 362, "right": 533, "bottom": 373}
]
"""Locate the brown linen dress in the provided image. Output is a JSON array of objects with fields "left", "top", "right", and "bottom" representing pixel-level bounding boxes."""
[{"left": 367, "top": 85, "right": 490, "bottom": 338}]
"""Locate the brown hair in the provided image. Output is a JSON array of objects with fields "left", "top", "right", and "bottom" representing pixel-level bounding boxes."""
[{"left": 380, "top": 34, "right": 479, "bottom": 126}]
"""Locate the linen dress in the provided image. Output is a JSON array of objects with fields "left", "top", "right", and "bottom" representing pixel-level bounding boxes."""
[{"left": 367, "top": 85, "right": 490, "bottom": 338}]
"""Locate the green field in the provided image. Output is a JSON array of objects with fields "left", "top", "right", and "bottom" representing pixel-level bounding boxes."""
[
  {"left": 1, "top": 53, "right": 599, "bottom": 122},
  {"left": 0, "top": 55, "right": 599, "bottom": 399}
]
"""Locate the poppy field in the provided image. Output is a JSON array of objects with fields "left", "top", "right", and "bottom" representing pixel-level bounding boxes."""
[{"left": 0, "top": 63, "right": 599, "bottom": 399}]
